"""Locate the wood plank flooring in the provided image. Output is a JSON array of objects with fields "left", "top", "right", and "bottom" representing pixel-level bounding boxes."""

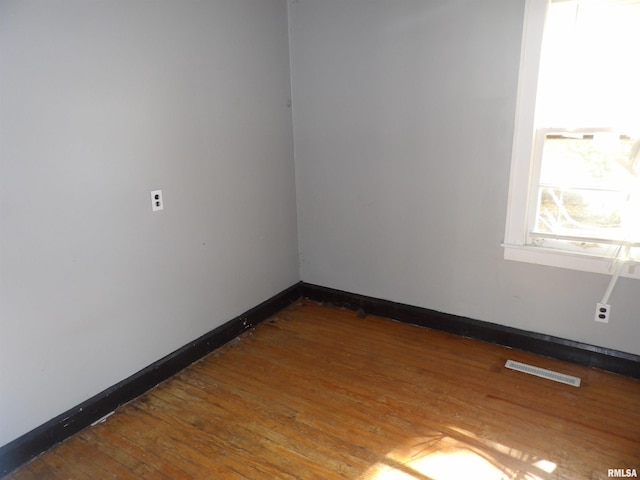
[{"left": 4, "top": 300, "right": 640, "bottom": 479}]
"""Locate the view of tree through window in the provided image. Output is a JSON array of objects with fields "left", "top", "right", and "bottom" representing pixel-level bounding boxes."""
[{"left": 536, "top": 133, "right": 640, "bottom": 241}]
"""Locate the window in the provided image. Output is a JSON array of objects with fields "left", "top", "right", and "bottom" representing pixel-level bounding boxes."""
[{"left": 504, "top": 0, "right": 640, "bottom": 278}]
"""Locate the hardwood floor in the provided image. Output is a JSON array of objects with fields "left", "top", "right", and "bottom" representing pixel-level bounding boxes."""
[{"left": 4, "top": 300, "right": 640, "bottom": 479}]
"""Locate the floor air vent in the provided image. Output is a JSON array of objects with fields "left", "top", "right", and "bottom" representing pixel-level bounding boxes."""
[{"left": 505, "top": 360, "right": 581, "bottom": 387}]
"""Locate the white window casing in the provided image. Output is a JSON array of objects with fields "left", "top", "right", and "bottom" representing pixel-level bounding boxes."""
[{"left": 503, "top": 0, "right": 640, "bottom": 279}]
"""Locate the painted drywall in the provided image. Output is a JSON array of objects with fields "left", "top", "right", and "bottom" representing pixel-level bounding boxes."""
[
  {"left": 289, "top": 0, "right": 640, "bottom": 355},
  {"left": 0, "top": 0, "right": 298, "bottom": 446}
]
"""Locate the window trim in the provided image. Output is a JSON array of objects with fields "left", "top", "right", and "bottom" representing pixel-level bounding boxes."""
[
  {"left": 505, "top": 0, "right": 548, "bottom": 248},
  {"left": 503, "top": 0, "right": 640, "bottom": 279}
]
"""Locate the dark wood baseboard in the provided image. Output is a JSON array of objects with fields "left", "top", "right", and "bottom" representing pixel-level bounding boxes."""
[
  {"left": 0, "top": 283, "right": 302, "bottom": 476},
  {"left": 3, "top": 280, "right": 638, "bottom": 476},
  {"left": 299, "top": 282, "right": 640, "bottom": 379}
]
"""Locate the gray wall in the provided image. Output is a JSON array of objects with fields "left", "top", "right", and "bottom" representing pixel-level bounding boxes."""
[
  {"left": 290, "top": 0, "right": 640, "bottom": 355},
  {"left": 2, "top": 0, "right": 639, "bottom": 451},
  {"left": 0, "top": 0, "right": 298, "bottom": 446}
]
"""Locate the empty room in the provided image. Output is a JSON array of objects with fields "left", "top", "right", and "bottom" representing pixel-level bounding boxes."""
[{"left": 1, "top": 0, "right": 638, "bottom": 479}]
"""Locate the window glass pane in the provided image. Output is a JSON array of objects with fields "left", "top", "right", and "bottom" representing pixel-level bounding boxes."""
[
  {"left": 535, "top": 0, "right": 640, "bottom": 131},
  {"left": 535, "top": 133, "right": 640, "bottom": 241},
  {"left": 539, "top": 134, "right": 638, "bottom": 189},
  {"left": 537, "top": 188, "right": 626, "bottom": 234}
]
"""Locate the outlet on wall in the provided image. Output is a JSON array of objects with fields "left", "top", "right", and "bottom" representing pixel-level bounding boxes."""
[
  {"left": 595, "top": 302, "right": 610, "bottom": 323},
  {"left": 151, "top": 189, "right": 164, "bottom": 212}
]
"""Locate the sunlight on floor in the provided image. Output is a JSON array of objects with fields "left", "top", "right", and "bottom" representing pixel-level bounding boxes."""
[{"left": 361, "top": 427, "right": 557, "bottom": 480}]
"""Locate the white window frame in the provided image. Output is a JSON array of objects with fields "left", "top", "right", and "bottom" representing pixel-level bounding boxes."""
[{"left": 503, "top": 0, "right": 640, "bottom": 279}]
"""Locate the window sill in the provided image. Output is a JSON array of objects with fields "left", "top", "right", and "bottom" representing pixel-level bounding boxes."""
[{"left": 502, "top": 243, "right": 640, "bottom": 279}]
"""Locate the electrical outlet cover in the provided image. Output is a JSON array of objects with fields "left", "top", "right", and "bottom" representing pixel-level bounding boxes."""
[
  {"left": 595, "top": 302, "right": 610, "bottom": 323},
  {"left": 151, "top": 189, "right": 163, "bottom": 212}
]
